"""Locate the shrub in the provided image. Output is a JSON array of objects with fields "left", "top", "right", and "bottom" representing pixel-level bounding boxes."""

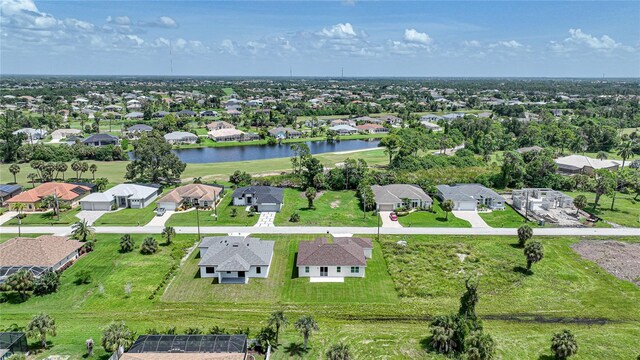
[
  {"left": 33, "top": 271, "right": 60, "bottom": 296},
  {"left": 140, "top": 237, "right": 159, "bottom": 255},
  {"left": 289, "top": 212, "right": 300, "bottom": 222},
  {"left": 74, "top": 269, "right": 92, "bottom": 285}
]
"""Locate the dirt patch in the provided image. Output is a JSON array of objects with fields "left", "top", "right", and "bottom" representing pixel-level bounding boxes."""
[
  {"left": 571, "top": 240, "right": 640, "bottom": 286},
  {"left": 330, "top": 200, "right": 341, "bottom": 209}
]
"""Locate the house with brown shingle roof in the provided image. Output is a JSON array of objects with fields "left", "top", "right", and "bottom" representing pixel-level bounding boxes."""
[
  {"left": 6, "top": 182, "right": 91, "bottom": 211},
  {"left": 296, "top": 237, "right": 372, "bottom": 280},
  {"left": 355, "top": 123, "right": 388, "bottom": 134},
  {"left": 0, "top": 235, "right": 84, "bottom": 283},
  {"left": 157, "top": 184, "right": 224, "bottom": 211}
]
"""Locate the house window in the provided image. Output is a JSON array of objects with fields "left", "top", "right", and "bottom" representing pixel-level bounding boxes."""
[
  {"left": 226, "top": 271, "right": 231, "bottom": 274},
  {"left": 350, "top": 267, "right": 359, "bottom": 273},
  {"left": 336, "top": 266, "right": 341, "bottom": 273},
  {"left": 305, "top": 266, "right": 309, "bottom": 273},
  {"left": 205, "top": 267, "right": 215, "bottom": 274},
  {"left": 256, "top": 266, "right": 261, "bottom": 274}
]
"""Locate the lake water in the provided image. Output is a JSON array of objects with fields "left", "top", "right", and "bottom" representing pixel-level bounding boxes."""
[{"left": 129, "top": 139, "right": 381, "bottom": 164}]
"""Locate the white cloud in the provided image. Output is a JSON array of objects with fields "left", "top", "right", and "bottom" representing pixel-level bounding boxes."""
[
  {"left": 319, "top": 23, "right": 357, "bottom": 38},
  {"left": 341, "top": 0, "right": 357, "bottom": 6},
  {"left": 403, "top": 28, "right": 431, "bottom": 45},
  {"left": 549, "top": 28, "right": 634, "bottom": 54},
  {"left": 463, "top": 40, "right": 481, "bottom": 47},
  {"left": 106, "top": 15, "right": 131, "bottom": 26},
  {"left": 220, "top": 39, "right": 238, "bottom": 55},
  {"left": 490, "top": 40, "right": 523, "bottom": 49},
  {"left": 139, "top": 16, "right": 179, "bottom": 29}
]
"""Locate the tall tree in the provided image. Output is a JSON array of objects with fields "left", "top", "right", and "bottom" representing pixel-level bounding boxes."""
[
  {"left": 267, "top": 310, "right": 289, "bottom": 345},
  {"left": 616, "top": 141, "right": 635, "bottom": 170},
  {"left": 380, "top": 134, "right": 401, "bottom": 163},
  {"left": 9, "top": 164, "right": 20, "bottom": 184},
  {"left": 27, "top": 313, "right": 57, "bottom": 349},
  {"left": 591, "top": 170, "right": 615, "bottom": 211},
  {"left": 102, "top": 321, "right": 134, "bottom": 354},
  {"left": 89, "top": 164, "right": 98, "bottom": 180},
  {"left": 71, "top": 219, "right": 95, "bottom": 242},
  {"left": 517, "top": 224, "right": 533, "bottom": 247},
  {"left": 573, "top": 195, "right": 587, "bottom": 216},
  {"left": 551, "top": 330, "right": 578, "bottom": 360},
  {"left": 500, "top": 151, "right": 525, "bottom": 188},
  {"left": 305, "top": 187, "right": 317, "bottom": 209},
  {"left": 161, "top": 226, "right": 176, "bottom": 245},
  {"left": 294, "top": 315, "right": 319, "bottom": 351},
  {"left": 458, "top": 277, "right": 479, "bottom": 320},
  {"left": 71, "top": 160, "right": 82, "bottom": 180},
  {"left": 125, "top": 133, "right": 186, "bottom": 183},
  {"left": 442, "top": 200, "right": 454, "bottom": 221}
]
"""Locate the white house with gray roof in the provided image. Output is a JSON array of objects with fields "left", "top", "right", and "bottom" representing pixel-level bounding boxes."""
[
  {"left": 436, "top": 184, "right": 505, "bottom": 211},
  {"left": 80, "top": 183, "right": 161, "bottom": 211},
  {"left": 371, "top": 184, "right": 433, "bottom": 211},
  {"left": 198, "top": 236, "right": 274, "bottom": 284},
  {"left": 164, "top": 131, "right": 198, "bottom": 144}
]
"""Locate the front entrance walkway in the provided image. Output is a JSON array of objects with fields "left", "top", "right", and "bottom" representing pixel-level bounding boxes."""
[
  {"left": 255, "top": 212, "right": 276, "bottom": 227},
  {"left": 451, "top": 210, "right": 490, "bottom": 228},
  {"left": 310, "top": 277, "right": 344, "bottom": 283},
  {"left": 379, "top": 211, "right": 403, "bottom": 228}
]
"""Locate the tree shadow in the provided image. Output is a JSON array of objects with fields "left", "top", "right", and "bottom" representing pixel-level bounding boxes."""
[
  {"left": 435, "top": 217, "right": 449, "bottom": 222},
  {"left": 0, "top": 292, "right": 30, "bottom": 304},
  {"left": 283, "top": 342, "right": 307, "bottom": 357},
  {"left": 538, "top": 355, "right": 555, "bottom": 360},
  {"left": 291, "top": 253, "right": 299, "bottom": 279},
  {"left": 419, "top": 336, "right": 433, "bottom": 351},
  {"left": 513, "top": 266, "right": 532, "bottom": 275},
  {"left": 509, "top": 243, "right": 523, "bottom": 249}
]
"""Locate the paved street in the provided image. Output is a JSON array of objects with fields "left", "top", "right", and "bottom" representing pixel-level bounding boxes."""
[{"left": 2, "top": 225, "right": 638, "bottom": 237}]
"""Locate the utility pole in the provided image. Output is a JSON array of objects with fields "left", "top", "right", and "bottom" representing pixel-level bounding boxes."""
[
  {"left": 362, "top": 191, "right": 366, "bottom": 219},
  {"left": 196, "top": 205, "right": 201, "bottom": 241}
]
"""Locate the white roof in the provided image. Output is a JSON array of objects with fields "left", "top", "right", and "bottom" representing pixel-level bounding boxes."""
[
  {"left": 329, "top": 125, "right": 358, "bottom": 131},
  {"left": 208, "top": 128, "right": 245, "bottom": 137},
  {"left": 81, "top": 184, "right": 158, "bottom": 203},
  {"left": 164, "top": 131, "right": 197, "bottom": 140},
  {"left": 555, "top": 155, "right": 620, "bottom": 170}
]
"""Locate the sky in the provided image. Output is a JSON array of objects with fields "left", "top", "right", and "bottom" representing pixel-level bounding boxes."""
[{"left": 1, "top": 0, "right": 639, "bottom": 77}]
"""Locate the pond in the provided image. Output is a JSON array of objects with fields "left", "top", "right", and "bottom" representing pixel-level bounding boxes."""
[{"left": 129, "top": 139, "right": 381, "bottom": 164}]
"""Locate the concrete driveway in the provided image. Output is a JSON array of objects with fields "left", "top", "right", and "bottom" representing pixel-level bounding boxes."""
[
  {"left": 452, "top": 210, "right": 490, "bottom": 228},
  {"left": 75, "top": 210, "right": 109, "bottom": 225},
  {"left": 255, "top": 212, "right": 276, "bottom": 227},
  {"left": 0, "top": 211, "right": 18, "bottom": 225},
  {"left": 145, "top": 210, "right": 175, "bottom": 227},
  {"left": 379, "top": 211, "right": 403, "bottom": 228}
]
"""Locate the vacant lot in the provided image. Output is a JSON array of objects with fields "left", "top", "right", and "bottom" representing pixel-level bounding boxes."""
[
  {"left": 572, "top": 240, "right": 640, "bottom": 286},
  {"left": 565, "top": 191, "right": 639, "bottom": 227},
  {"left": 274, "top": 189, "right": 378, "bottom": 227},
  {"left": 397, "top": 199, "right": 472, "bottom": 228},
  {"left": 479, "top": 205, "right": 534, "bottom": 228}
]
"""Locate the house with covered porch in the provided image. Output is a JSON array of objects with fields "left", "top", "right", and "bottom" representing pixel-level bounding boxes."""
[{"left": 198, "top": 236, "right": 274, "bottom": 284}]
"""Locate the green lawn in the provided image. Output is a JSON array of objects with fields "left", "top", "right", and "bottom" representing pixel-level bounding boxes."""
[
  {"left": 565, "top": 191, "right": 639, "bottom": 227},
  {"left": 274, "top": 189, "right": 379, "bottom": 227},
  {"left": 397, "top": 199, "right": 472, "bottom": 228},
  {"left": 1, "top": 234, "right": 639, "bottom": 359},
  {"left": 479, "top": 204, "right": 536, "bottom": 228},
  {"left": 165, "top": 196, "right": 259, "bottom": 227},
  {"left": 221, "top": 87, "right": 235, "bottom": 96},
  {"left": 3, "top": 207, "right": 82, "bottom": 227},
  {"left": 93, "top": 202, "right": 158, "bottom": 226}
]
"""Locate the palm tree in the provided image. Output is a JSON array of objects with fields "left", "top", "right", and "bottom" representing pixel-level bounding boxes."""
[
  {"left": 71, "top": 219, "right": 95, "bottom": 242},
  {"left": 517, "top": 224, "right": 533, "bottom": 247},
  {"left": 89, "top": 164, "right": 98, "bottom": 180},
  {"left": 573, "top": 195, "right": 587, "bottom": 216},
  {"left": 325, "top": 343, "right": 352, "bottom": 360},
  {"left": 294, "top": 315, "right": 319, "bottom": 351},
  {"left": 161, "top": 226, "right": 176, "bottom": 245},
  {"left": 9, "top": 163, "right": 20, "bottom": 184},
  {"left": 120, "top": 234, "right": 135, "bottom": 253},
  {"left": 305, "top": 187, "right": 317, "bottom": 209},
  {"left": 140, "top": 237, "right": 158, "bottom": 254},
  {"left": 5, "top": 269, "right": 34, "bottom": 301},
  {"left": 441, "top": 199, "right": 454, "bottom": 220},
  {"left": 55, "top": 162, "right": 67, "bottom": 181},
  {"left": 101, "top": 321, "right": 134, "bottom": 354},
  {"left": 551, "top": 330, "right": 578, "bottom": 359},
  {"left": 10, "top": 202, "right": 25, "bottom": 235},
  {"left": 193, "top": 177, "right": 203, "bottom": 184},
  {"left": 71, "top": 161, "right": 82, "bottom": 180},
  {"left": 524, "top": 241, "right": 544, "bottom": 272},
  {"left": 27, "top": 313, "right": 57, "bottom": 349},
  {"left": 617, "top": 141, "right": 636, "bottom": 170},
  {"left": 430, "top": 315, "right": 456, "bottom": 354},
  {"left": 596, "top": 151, "right": 608, "bottom": 161},
  {"left": 94, "top": 177, "right": 109, "bottom": 191},
  {"left": 80, "top": 162, "right": 89, "bottom": 179},
  {"left": 27, "top": 173, "right": 37, "bottom": 188},
  {"left": 465, "top": 330, "right": 496, "bottom": 360},
  {"left": 268, "top": 310, "right": 289, "bottom": 345}
]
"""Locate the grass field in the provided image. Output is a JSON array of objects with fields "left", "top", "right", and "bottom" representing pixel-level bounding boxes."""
[
  {"left": 165, "top": 196, "right": 259, "bottom": 227},
  {"left": 93, "top": 200, "right": 160, "bottom": 226},
  {"left": 397, "top": 200, "right": 472, "bottom": 228},
  {"left": 2, "top": 207, "right": 82, "bottom": 227},
  {"left": 274, "top": 189, "right": 379, "bottom": 227},
  {"left": 221, "top": 87, "right": 235, "bottom": 96},
  {"left": 1, "top": 234, "right": 639, "bottom": 359},
  {"left": 565, "top": 191, "right": 639, "bottom": 227},
  {"left": 479, "top": 205, "right": 535, "bottom": 228}
]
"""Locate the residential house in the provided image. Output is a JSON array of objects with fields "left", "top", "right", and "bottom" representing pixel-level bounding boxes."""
[
  {"left": 124, "top": 111, "right": 144, "bottom": 119},
  {"left": 152, "top": 111, "right": 170, "bottom": 118},
  {"left": 120, "top": 334, "right": 248, "bottom": 360},
  {"left": 157, "top": 184, "right": 224, "bottom": 211},
  {"left": 296, "top": 237, "right": 373, "bottom": 279},
  {"left": 176, "top": 109, "right": 197, "bottom": 117},
  {"left": 0, "top": 235, "right": 84, "bottom": 283},
  {"left": 380, "top": 115, "right": 402, "bottom": 125},
  {"left": 12, "top": 128, "right": 47, "bottom": 143},
  {"left": 82, "top": 133, "right": 119, "bottom": 147},
  {"left": 436, "top": 184, "right": 506, "bottom": 211},
  {"left": 226, "top": 109, "right": 242, "bottom": 116},
  {"left": 516, "top": 146, "right": 543, "bottom": 154},
  {"left": 330, "top": 119, "right": 354, "bottom": 127},
  {"left": 198, "top": 236, "right": 274, "bottom": 284},
  {"left": 421, "top": 121, "right": 443, "bottom": 132},
  {"left": 6, "top": 182, "right": 91, "bottom": 211},
  {"left": 232, "top": 186, "right": 284, "bottom": 212},
  {"left": 371, "top": 184, "right": 433, "bottom": 211},
  {"left": 329, "top": 124, "right": 358, "bottom": 135},
  {"left": 102, "top": 111, "right": 123, "bottom": 120},
  {"left": 51, "top": 128, "right": 81, "bottom": 141},
  {"left": 355, "top": 123, "right": 388, "bottom": 134},
  {"left": 443, "top": 113, "right": 465, "bottom": 120},
  {"left": 353, "top": 116, "right": 383, "bottom": 124},
  {"left": 420, "top": 114, "right": 443, "bottom": 122},
  {"left": 200, "top": 110, "right": 219, "bottom": 117},
  {"left": 164, "top": 131, "right": 198, "bottom": 145},
  {"left": 126, "top": 124, "right": 153, "bottom": 139},
  {"left": 208, "top": 128, "right": 246, "bottom": 142},
  {"left": 206, "top": 121, "right": 235, "bottom": 131},
  {"left": 0, "top": 184, "right": 22, "bottom": 206},
  {"left": 80, "top": 183, "right": 161, "bottom": 211},
  {"left": 65, "top": 135, "right": 85, "bottom": 145},
  {"left": 512, "top": 188, "right": 573, "bottom": 212},
  {"left": 268, "top": 127, "right": 302, "bottom": 139},
  {"left": 554, "top": 155, "right": 620, "bottom": 175}
]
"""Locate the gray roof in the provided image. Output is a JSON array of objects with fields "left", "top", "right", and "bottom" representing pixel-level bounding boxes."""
[
  {"left": 371, "top": 184, "right": 432, "bottom": 205},
  {"left": 0, "top": 184, "right": 22, "bottom": 197},
  {"left": 164, "top": 131, "right": 197, "bottom": 140},
  {"left": 127, "top": 124, "right": 153, "bottom": 132},
  {"left": 232, "top": 186, "right": 284, "bottom": 205},
  {"left": 436, "top": 184, "right": 505, "bottom": 202},
  {"left": 198, "top": 236, "right": 274, "bottom": 271},
  {"left": 83, "top": 133, "right": 118, "bottom": 143},
  {"left": 296, "top": 237, "right": 371, "bottom": 267},
  {"left": 268, "top": 127, "right": 301, "bottom": 136}
]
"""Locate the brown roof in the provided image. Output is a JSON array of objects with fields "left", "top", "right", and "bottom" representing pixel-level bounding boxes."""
[
  {"left": 355, "top": 123, "right": 384, "bottom": 130},
  {"left": 296, "top": 237, "right": 370, "bottom": 267},
  {"left": 158, "top": 184, "right": 223, "bottom": 204},
  {"left": 7, "top": 182, "right": 90, "bottom": 203},
  {"left": 120, "top": 354, "right": 245, "bottom": 360},
  {"left": 0, "top": 235, "right": 83, "bottom": 267}
]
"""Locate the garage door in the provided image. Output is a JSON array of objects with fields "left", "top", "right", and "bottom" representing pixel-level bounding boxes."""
[
  {"left": 455, "top": 201, "right": 477, "bottom": 211},
  {"left": 378, "top": 203, "right": 394, "bottom": 211}
]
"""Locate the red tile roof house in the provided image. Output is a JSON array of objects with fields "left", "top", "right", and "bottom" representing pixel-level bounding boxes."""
[
  {"left": 6, "top": 182, "right": 91, "bottom": 211},
  {"left": 0, "top": 235, "right": 84, "bottom": 283},
  {"left": 296, "top": 237, "right": 372, "bottom": 281},
  {"left": 355, "top": 123, "right": 389, "bottom": 134}
]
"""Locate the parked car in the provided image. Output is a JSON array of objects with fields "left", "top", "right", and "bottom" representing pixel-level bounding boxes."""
[
  {"left": 389, "top": 212, "right": 398, "bottom": 221},
  {"left": 156, "top": 208, "right": 166, "bottom": 216}
]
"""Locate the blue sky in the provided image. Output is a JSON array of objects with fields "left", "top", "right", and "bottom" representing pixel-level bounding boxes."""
[{"left": 1, "top": 0, "right": 638, "bottom": 77}]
